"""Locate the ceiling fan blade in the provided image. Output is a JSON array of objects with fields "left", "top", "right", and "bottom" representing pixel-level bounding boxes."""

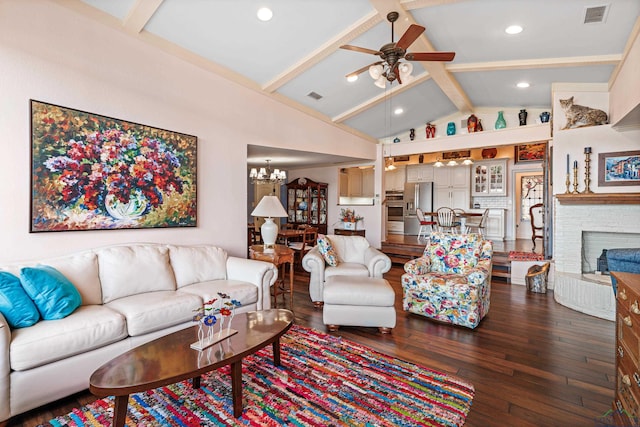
[
  {"left": 345, "top": 61, "right": 383, "bottom": 78},
  {"left": 340, "top": 44, "right": 381, "bottom": 55},
  {"left": 396, "top": 24, "right": 425, "bottom": 50},
  {"left": 405, "top": 51, "right": 456, "bottom": 62}
]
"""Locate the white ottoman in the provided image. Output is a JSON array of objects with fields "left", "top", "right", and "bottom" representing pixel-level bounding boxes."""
[{"left": 323, "top": 275, "right": 396, "bottom": 334}]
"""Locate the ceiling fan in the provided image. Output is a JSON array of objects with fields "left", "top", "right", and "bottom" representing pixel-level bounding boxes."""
[{"left": 341, "top": 11, "right": 455, "bottom": 86}]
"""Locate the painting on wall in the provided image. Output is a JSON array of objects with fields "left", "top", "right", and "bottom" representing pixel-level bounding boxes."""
[
  {"left": 442, "top": 150, "right": 470, "bottom": 160},
  {"left": 30, "top": 100, "right": 197, "bottom": 232},
  {"left": 515, "top": 143, "right": 546, "bottom": 163},
  {"left": 598, "top": 150, "right": 640, "bottom": 187}
]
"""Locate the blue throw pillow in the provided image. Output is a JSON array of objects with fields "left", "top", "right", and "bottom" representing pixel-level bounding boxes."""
[
  {"left": 0, "top": 271, "right": 40, "bottom": 328},
  {"left": 20, "top": 265, "right": 82, "bottom": 320}
]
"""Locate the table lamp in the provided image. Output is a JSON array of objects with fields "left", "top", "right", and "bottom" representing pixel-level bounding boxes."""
[{"left": 251, "top": 195, "right": 287, "bottom": 250}]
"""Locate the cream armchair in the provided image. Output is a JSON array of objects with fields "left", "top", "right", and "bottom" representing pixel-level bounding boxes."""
[{"left": 302, "top": 235, "right": 391, "bottom": 307}]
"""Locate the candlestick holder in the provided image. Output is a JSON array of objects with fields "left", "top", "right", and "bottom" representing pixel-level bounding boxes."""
[
  {"left": 565, "top": 173, "right": 571, "bottom": 194},
  {"left": 583, "top": 151, "right": 593, "bottom": 194},
  {"left": 571, "top": 166, "right": 580, "bottom": 194}
]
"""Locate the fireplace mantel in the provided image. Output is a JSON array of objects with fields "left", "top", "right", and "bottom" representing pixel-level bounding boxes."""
[{"left": 556, "top": 193, "right": 640, "bottom": 205}]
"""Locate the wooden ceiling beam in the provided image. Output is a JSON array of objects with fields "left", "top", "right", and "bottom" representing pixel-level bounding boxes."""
[{"left": 123, "top": 0, "right": 163, "bottom": 34}]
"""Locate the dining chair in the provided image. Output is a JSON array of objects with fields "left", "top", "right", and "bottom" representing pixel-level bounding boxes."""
[
  {"left": 437, "top": 207, "right": 458, "bottom": 233},
  {"left": 530, "top": 203, "right": 544, "bottom": 251},
  {"left": 416, "top": 208, "right": 436, "bottom": 241},
  {"left": 465, "top": 209, "right": 489, "bottom": 236},
  {"left": 288, "top": 226, "right": 318, "bottom": 269}
]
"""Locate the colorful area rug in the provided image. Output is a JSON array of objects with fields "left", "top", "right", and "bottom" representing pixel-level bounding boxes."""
[
  {"left": 508, "top": 250, "right": 544, "bottom": 261},
  {"left": 39, "top": 325, "right": 474, "bottom": 427}
]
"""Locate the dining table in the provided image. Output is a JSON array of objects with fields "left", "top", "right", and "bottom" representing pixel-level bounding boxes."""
[{"left": 277, "top": 228, "right": 304, "bottom": 245}]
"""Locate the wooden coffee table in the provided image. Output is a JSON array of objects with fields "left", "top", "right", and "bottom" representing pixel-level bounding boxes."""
[{"left": 89, "top": 309, "right": 294, "bottom": 426}]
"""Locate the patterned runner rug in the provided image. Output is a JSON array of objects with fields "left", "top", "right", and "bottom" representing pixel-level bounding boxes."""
[
  {"left": 39, "top": 325, "right": 474, "bottom": 427},
  {"left": 508, "top": 251, "right": 544, "bottom": 261}
]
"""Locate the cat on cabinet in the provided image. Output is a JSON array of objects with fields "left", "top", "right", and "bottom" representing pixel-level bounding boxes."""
[{"left": 559, "top": 96, "right": 608, "bottom": 130}]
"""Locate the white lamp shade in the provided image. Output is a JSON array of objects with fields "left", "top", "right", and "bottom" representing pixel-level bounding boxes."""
[{"left": 251, "top": 195, "right": 287, "bottom": 218}]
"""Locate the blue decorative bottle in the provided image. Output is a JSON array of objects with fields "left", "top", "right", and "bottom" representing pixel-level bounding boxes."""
[
  {"left": 446, "top": 122, "right": 456, "bottom": 135},
  {"left": 495, "top": 111, "right": 506, "bottom": 129}
]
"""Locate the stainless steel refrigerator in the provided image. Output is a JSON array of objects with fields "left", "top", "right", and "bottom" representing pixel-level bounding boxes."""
[{"left": 403, "top": 182, "right": 434, "bottom": 235}]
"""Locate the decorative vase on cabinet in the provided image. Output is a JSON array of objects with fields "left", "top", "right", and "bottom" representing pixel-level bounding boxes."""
[
  {"left": 495, "top": 111, "right": 506, "bottom": 130},
  {"left": 519, "top": 109, "right": 527, "bottom": 126}
]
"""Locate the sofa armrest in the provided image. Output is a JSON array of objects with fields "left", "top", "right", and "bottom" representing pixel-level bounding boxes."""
[
  {"left": 0, "top": 312, "right": 9, "bottom": 422},
  {"left": 404, "top": 256, "right": 432, "bottom": 276},
  {"left": 461, "top": 266, "right": 491, "bottom": 286},
  {"left": 364, "top": 247, "right": 392, "bottom": 277},
  {"left": 226, "top": 256, "right": 277, "bottom": 310},
  {"left": 302, "top": 246, "right": 325, "bottom": 303}
]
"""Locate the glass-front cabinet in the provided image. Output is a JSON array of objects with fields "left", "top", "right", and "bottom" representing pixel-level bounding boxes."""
[
  {"left": 472, "top": 159, "right": 507, "bottom": 196},
  {"left": 286, "top": 177, "right": 328, "bottom": 235}
]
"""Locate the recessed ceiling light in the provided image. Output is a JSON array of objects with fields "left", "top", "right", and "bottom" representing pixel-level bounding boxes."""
[
  {"left": 505, "top": 25, "right": 523, "bottom": 35},
  {"left": 517, "top": 82, "right": 530, "bottom": 88},
  {"left": 257, "top": 7, "right": 273, "bottom": 22},
  {"left": 394, "top": 107, "right": 404, "bottom": 115},
  {"left": 346, "top": 75, "right": 358, "bottom": 83}
]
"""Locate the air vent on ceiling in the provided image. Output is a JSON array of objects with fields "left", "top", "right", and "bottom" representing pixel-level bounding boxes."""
[
  {"left": 307, "top": 91, "right": 323, "bottom": 100},
  {"left": 583, "top": 5, "right": 609, "bottom": 24}
]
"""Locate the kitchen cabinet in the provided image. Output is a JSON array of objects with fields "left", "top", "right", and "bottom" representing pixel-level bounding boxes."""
[
  {"left": 340, "top": 167, "right": 374, "bottom": 198},
  {"left": 434, "top": 166, "right": 470, "bottom": 210},
  {"left": 612, "top": 272, "right": 640, "bottom": 426},
  {"left": 472, "top": 159, "right": 507, "bottom": 197},
  {"left": 286, "top": 177, "right": 328, "bottom": 235},
  {"left": 406, "top": 165, "right": 434, "bottom": 182},
  {"left": 384, "top": 165, "right": 406, "bottom": 192}
]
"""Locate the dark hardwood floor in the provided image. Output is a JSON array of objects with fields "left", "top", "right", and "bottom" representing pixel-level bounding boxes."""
[{"left": 9, "top": 265, "right": 615, "bottom": 427}]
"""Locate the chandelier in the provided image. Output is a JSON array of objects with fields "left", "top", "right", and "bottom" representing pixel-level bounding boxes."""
[{"left": 249, "top": 160, "right": 287, "bottom": 185}]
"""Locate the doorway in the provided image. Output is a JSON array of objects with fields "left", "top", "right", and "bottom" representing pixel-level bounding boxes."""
[{"left": 514, "top": 170, "right": 544, "bottom": 241}]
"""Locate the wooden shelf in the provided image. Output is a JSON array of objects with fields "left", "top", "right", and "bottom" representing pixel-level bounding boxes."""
[{"left": 556, "top": 192, "right": 640, "bottom": 205}]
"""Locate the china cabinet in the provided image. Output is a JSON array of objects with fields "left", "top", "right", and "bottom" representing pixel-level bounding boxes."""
[
  {"left": 472, "top": 159, "right": 507, "bottom": 197},
  {"left": 286, "top": 178, "right": 328, "bottom": 235}
]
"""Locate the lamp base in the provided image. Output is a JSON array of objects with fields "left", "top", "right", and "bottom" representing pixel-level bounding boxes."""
[{"left": 261, "top": 217, "right": 278, "bottom": 248}]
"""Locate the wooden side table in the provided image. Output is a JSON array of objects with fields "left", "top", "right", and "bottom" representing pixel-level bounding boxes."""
[
  {"left": 334, "top": 228, "right": 365, "bottom": 237},
  {"left": 249, "top": 244, "right": 294, "bottom": 309}
]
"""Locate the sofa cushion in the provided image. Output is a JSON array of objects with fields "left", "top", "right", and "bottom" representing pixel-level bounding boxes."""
[
  {"left": 0, "top": 271, "right": 40, "bottom": 328},
  {"left": 10, "top": 305, "right": 127, "bottom": 371},
  {"left": 426, "top": 233, "right": 483, "bottom": 274},
  {"left": 324, "top": 263, "right": 370, "bottom": 279},
  {"left": 169, "top": 245, "right": 228, "bottom": 288},
  {"left": 326, "top": 235, "right": 370, "bottom": 264},
  {"left": 105, "top": 290, "right": 201, "bottom": 336},
  {"left": 317, "top": 235, "right": 338, "bottom": 267},
  {"left": 19, "top": 265, "right": 82, "bottom": 320},
  {"left": 178, "top": 279, "right": 258, "bottom": 309},
  {"left": 44, "top": 252, "right": 102, "bottom": 305},
  {"left": 98, "top": 245, "right": 177, "bottom": 303}
]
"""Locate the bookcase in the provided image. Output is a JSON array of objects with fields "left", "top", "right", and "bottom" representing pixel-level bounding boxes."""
[{"left": 286, "top": 177, "right": 328, "bottom": 235}]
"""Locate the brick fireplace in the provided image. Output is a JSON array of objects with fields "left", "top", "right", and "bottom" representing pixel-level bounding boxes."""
[{"left": 554, "top": 200, "right": 640, "bottom": 321}]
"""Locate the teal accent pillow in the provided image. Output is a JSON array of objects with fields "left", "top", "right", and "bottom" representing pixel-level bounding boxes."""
[
  {"left": 0, "top": 271, "right": 40, "bottom": 328},
  {"left": 20, "top": 265, "right": 82, "bottom": 320}
]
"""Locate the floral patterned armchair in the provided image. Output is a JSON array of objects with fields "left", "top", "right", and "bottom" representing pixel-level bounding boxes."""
[{"left": 401, "top": 232, "right": 493, "bottom": 329}]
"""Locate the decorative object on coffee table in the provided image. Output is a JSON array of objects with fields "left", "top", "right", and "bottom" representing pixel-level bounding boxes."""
[{"left": 190, "top": 293, "right": 241, "bottom": 351}]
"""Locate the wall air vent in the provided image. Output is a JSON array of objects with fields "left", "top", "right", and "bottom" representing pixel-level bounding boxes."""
[
  {"left": 307, "top": 91, "right": 323, "bottom": 100},
  {"left": 583, "top": 5, "right": 609, "bottom": 24}
]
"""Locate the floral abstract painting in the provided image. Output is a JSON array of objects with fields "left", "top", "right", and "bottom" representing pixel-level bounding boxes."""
[{"left": 30, "top": 100, "right": 197, "bottom": 232}]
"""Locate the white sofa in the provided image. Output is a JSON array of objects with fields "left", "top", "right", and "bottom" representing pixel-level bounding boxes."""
[
  {"left": 302, "top": 235, "right": 392, "bottom": 306},
  {"left": 0, "top": 243, "right": 277, "bottom": 425}
]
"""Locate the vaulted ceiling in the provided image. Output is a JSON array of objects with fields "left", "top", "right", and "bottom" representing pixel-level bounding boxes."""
[{"left": 66, "top": 0, "right": 639, "bottom": 168}]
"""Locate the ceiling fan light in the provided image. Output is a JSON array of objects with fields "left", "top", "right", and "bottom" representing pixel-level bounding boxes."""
[
  {"left": 399, "top": 62, "right": 413, "bottom": 75},
  {"left": 369, "top": 64, "right": 383, "bottom": 79},
  {"left": 374, "top": 76, "right": 386, "bottom": 89}
]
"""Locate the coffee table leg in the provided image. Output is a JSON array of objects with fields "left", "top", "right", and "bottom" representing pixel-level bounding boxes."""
[
  {"left": 231, "top": 360, "right": 243, "bottom": 417},
  {"left": 192, "top": 375, "right": 201, "bottom": 389},
  {"left": 113, "top": 395, "right": 129, "bottom": 427},
  {"left": 272, "top": 338, "right": 281, "bottom": 366}
]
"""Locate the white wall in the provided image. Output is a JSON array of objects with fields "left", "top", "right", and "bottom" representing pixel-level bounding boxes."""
[{"left": 0, "top": 1, "right": 375, "bottom": 262}]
